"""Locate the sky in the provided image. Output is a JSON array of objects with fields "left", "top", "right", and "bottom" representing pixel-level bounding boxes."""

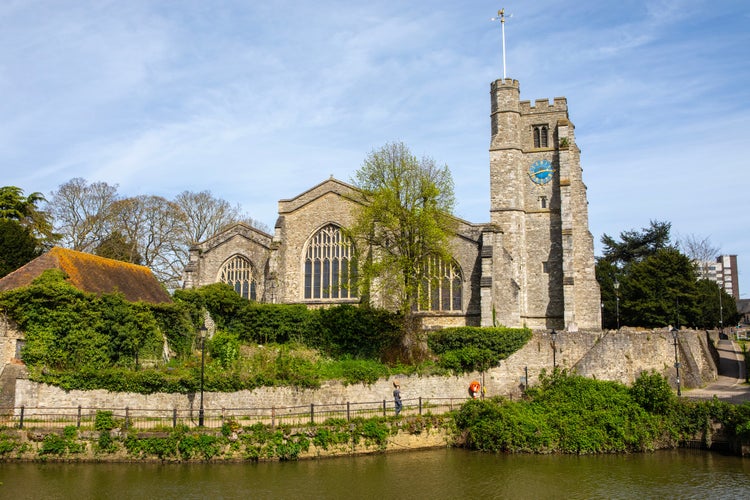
[{"left": 1, "top": 1, "right": 749, "bottom": 297}]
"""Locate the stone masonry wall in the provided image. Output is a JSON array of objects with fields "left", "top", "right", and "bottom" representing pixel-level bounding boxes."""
[{"left": 12, "top": 329, "right": 717, "bottom": 412}]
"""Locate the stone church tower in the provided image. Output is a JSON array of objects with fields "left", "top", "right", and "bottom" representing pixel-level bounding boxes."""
[{"left": 481, "top": 78, "right": 601, "bottom": 330}]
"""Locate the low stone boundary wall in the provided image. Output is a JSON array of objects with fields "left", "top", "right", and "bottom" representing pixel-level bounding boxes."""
[{"left": 10, "top": 329, "right": 718, "bottom": 412}]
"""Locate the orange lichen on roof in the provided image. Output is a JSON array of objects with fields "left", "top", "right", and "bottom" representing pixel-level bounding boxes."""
[{"left": 0, "top": 247, "right": 172, "bottom": 304}]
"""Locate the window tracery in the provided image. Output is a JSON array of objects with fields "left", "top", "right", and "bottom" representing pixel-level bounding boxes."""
[
  {"left": 304, "top": 224, "right": 358, "bottom": 300},
  {"left": 219, "top": 255, "right": 257, "bottom": 300},
  {"left": 417, "top": 256, "right": 463, "bottom": 312}
]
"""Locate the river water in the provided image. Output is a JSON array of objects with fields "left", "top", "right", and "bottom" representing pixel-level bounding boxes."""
[{"left": 1, "top": 449, "right": 749, "bottom": 499}]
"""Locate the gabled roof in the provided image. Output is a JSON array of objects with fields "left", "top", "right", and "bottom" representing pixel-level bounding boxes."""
[
  {"left": 0, "top": 247, "right": 172, "bottom": 304},
  {"left": 277, "top": 177, "right": 364, "bottom": 215}
]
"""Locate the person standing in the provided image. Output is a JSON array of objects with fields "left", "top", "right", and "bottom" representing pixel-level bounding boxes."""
[{"left": 393, "top": 380, "right": 402, "bottom": 416}]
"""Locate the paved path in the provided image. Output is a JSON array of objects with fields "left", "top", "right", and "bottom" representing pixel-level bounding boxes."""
[{"left": 683, "top": 339, "right": 750, "bottom": 403}]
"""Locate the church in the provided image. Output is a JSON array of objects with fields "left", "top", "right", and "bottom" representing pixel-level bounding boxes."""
[{"left": 182, "top": 78, "right": 602, "bottom": 331}]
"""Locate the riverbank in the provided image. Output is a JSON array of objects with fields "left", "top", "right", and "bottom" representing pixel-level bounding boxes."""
[{"left": 0, "top": 414, "right": 453, "bottom": 463}]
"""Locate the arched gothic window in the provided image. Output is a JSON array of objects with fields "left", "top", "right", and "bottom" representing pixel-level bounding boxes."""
[
  {"left": 417, "top": 256, "right": 463, "bottom": 311},
  {"left": 219, "top": 255, "right": 257, "bottom": 300},
  {"left": 304, "top": 224, "right": 358, "bottom": 300}
]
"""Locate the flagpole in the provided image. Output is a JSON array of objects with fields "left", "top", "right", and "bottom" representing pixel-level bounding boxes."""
[
  {"left": 491, "top": 9, "right": 508, "bottom": 79},
  {"left": 500, "top": 9, "right": 506, "bottom": 79}
]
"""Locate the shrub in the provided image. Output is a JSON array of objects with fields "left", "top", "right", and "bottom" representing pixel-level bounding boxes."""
[
  {"left": 95, "top": 410, "right": 117, "bottom": 431},
  {"left": 428, "top": 327, "right": 532, "bottom": 373},
  {"left": 209, "top": 330, "right": 240, "bottom": 368},
  {"left": 629, "top": 371, "right": 675, "bottom": 415}
]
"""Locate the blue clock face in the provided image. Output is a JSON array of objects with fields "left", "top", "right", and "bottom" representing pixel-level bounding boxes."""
[{"left": 529, "top": 159, "right": 554, "bottom": 185}]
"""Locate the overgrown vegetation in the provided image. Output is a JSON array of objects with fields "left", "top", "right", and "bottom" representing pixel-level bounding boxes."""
[
  {"left": 0, "top": 275, "right": 532, "bottom": 393},
  {"left": 428, "top": 326, "right": 532, "bottom": 373},
  {"left": 454, "top": 370, "right": 750, "bottom": 454},
  {"left": 0, "top": 415, "right": 437, "bottom": 462}
]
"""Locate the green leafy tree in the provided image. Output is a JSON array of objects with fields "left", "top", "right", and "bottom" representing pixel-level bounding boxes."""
[{"left": 348, "top": 142, "right": 456, "bottom": 356}]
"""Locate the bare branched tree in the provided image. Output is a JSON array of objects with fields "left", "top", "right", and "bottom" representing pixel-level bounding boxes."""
[
  {"left": 47, "top": 178, "right": 119, "bottom": 252},
  {"left": 679, "top": 234, "right": 720, "bottom": 278},
  {"left": 48, "top": 180, "right": 269, "bottom": 289}
]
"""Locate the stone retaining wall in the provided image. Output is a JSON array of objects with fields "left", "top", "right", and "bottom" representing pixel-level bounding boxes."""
[{"left": 12, "top": 329, "right": 718, "bottom": 412}]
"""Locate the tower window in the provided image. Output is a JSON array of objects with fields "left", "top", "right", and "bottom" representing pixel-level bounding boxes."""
[
  {"left": 539, "top": 196, "right": 547, "bottom": 209},
  {"left": 533, "top": 125, "right": 549, "bottom": 148},
  {"left": 542, "top": 261, "right": 550, "bottom": 273}
]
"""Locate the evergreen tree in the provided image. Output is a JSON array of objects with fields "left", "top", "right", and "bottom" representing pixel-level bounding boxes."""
[{"left": 0, "top": 219, "right": 41, "bottom": 277}]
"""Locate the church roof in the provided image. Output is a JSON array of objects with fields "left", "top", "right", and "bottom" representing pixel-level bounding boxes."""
[{"left": 0, "top": 247, "right": 172, "bottom": 304}]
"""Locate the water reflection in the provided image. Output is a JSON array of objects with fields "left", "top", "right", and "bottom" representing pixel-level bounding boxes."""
[{"left": 1, "top": 449, "right": 749, "bottom": 499}]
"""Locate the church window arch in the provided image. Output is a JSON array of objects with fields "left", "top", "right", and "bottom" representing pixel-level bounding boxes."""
[
  {"left": 218, "top": 255, "right": 257, "bottom": 300},
  {"left": 304, "top": 224, "right": 358, "bottom": 300},
  {"left": 417, "top": 256, "right": 463, "bottom": 312}
]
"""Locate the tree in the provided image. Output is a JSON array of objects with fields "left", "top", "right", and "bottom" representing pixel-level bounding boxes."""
[
  {"left": 47, "top": 179, "right": 268, "bottom": 289},
  {"left": 694, "top": 279, "right": 738, "bottom": 330},
  {"left": 108, "top": 195, "right": 184, "bottom": 288},
  {"left": 598, "top": 220, "right": 676, "bottom": 329},
  {"left": 0, "top": 185, "right": 58, "bottom": 247},
  {"left": 173, "top": 190, "right": 269, "bottom": 244},
  {"left": 679, "top": 234, "right": 720, "bottom": 278},
  {"left": 348, "top": 142, "right": 456, "bottom": 357},
  {"left": 0, "top": 219, "right": 41, "bottom": 277},
  {"left": 94, "top": 230, "right": 143, "bottom": 264},
  {"left": 622, "top": 248, "right": 699, "bottom": 328},
  {"left": 600, "top": 220, "right": 674, "bottom": 267},
  {"left": 47, "top": 178, "right": 119, "bottom": 252}
]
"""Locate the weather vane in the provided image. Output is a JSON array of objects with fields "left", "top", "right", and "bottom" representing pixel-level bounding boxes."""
[{"left": 490, "top": 9, "right": 511, "bottom": 79}]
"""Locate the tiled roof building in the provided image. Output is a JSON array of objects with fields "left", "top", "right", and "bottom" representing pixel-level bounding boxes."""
[{"left": 0, "top": 247, "right": 172, "bottom": 304}]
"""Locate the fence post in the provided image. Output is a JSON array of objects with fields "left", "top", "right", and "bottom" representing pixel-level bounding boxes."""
[
  {"left": 124, "top": 407, "right": 130, "bottom": 431},
  {"left": 271, "top": 407, "right": 276, "bottom": 429},
  {"left": 382, "top": 399, "right": 386, "bottom": 417},
  {"left": 77, "top": 406, "right": 82, "bottom": 428},
  {"left": 310, "top": 403, "right": 315, "bottom": 424},
  {"left": 346, "top": 401, "right": 351, "bottom": 421},
  {"left": 18, "top": 405, "right": 24, "bottom": 429},
  {"left": 419, "top": 396, "right": 422, "bottom": 415},
  {"left": 221, "top": 407, "right": 225, "bottom": 426},
  {"left": 173, "top": 408, "right": 177, "bottom": 428}
]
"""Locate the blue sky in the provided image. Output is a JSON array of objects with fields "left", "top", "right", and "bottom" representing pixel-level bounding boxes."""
[{"left": 2, "top": 1, "right": 749, "bottom": 297}]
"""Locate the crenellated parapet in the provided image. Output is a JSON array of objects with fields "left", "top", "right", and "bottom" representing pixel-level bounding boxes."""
[{"left": 519, "top": 97, "right": 568, "bottom": 114}]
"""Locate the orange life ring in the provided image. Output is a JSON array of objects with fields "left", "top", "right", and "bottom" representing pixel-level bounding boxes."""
[{"left": 469, "top": 380, "right": 481, "bottom": 398}]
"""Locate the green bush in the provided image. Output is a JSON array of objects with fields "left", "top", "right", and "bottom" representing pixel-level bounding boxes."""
[
  {"left": 208, "top": 330, "right": 240, "bottom": 368},
  {"left": 455, "top": 372, "right": 662, "bottom": 454},
  {"left": 309, "top": 305, "right": 402, "bottom": 359},
  {"left": 95, "top": 410, "right": 117, "bottom": 431},
  {"left": 428, "top": 327, "right": 532, "bottom": 373},
  {"left": 629, "top": 371, "right": 675, "bottom": 415}
]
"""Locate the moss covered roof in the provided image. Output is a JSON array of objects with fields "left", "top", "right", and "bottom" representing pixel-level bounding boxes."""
[{"left": 0, "top": 247, "right": 172, "bottom": 304}]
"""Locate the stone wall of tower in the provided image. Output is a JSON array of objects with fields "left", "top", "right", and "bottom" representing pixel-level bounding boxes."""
[
  {"left": 557, "top": 121, "right": 602, "bottom": 329},
  {"left": 486, "top": 79, "right": 525, "bottom": 327},
  {"left": 485, "top": 78, "right": 600, "bottom": 330}
]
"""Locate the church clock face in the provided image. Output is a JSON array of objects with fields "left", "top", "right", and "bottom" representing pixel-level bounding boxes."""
[{"left": 528, "top": 159, "right": 554, "bottom": 185}]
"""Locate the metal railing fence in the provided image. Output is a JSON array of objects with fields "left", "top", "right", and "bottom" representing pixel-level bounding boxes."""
[{"left": 0, "top": 396, "right": 472, "bottom": 431}]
